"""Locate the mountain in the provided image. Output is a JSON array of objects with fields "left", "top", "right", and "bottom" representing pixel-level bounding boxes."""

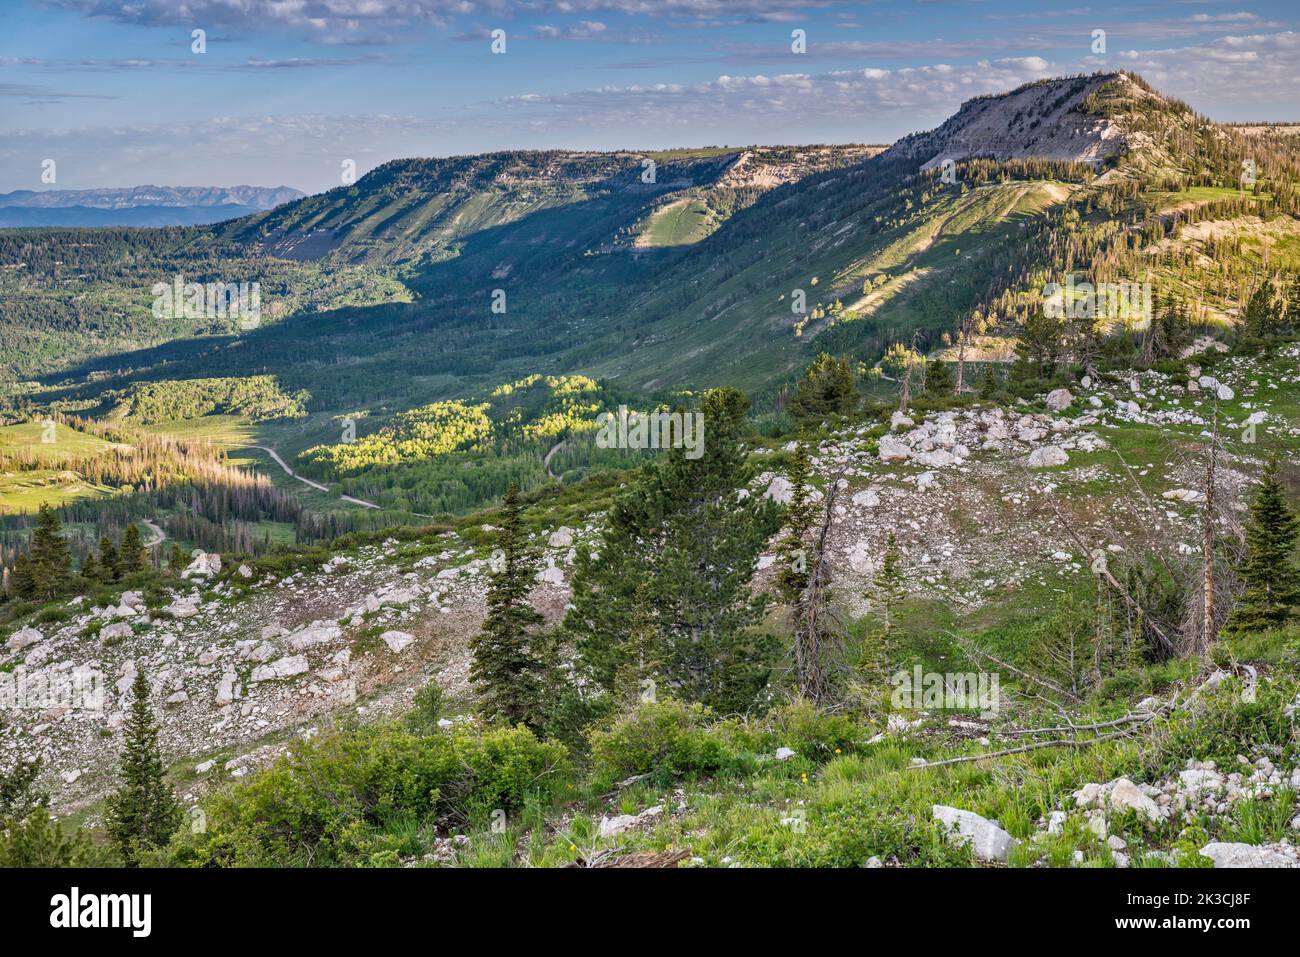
[
  {"left": 0, "top": 185, "right": 304, "bottom": 228},
  {"left": 3, "top": 72, "right": 1298, "bottom": 437}
]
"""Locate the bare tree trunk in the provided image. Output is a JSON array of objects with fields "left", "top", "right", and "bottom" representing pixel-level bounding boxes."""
[
  {"left": 1198, "top": 411, "right": 1220, "bottom": 655},
  {"left": 794, "top": 473, "right": 844, "bottom": 705},
  {"left": 955, "top": 317, "right": 970, "bottom": 395}
]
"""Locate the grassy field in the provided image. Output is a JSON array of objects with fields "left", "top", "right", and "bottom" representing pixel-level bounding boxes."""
[{"left": 0, "top": 422, "right": 120, "bottom": 512}]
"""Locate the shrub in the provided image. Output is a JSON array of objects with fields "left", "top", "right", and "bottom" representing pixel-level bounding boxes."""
[
  {"left": 589, "top": 699, "right": 743, "bottom": 786},
  {"left": 170, "top": 722, "right": 569, "bottom": 867}
]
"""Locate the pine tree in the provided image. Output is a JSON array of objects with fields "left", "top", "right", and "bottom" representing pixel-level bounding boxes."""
[
  {"left": 80, "top": 551, "right": 100, "bottom": 585},
  {"left": 168, "top": 543, "right": 186, "bottom": 572},
  {"left": 119, "top": 524, "right": 147, "bottom": 575},
  {"left": 863, "top": 534, "right": 907, "bottom": 686},
  {"left": 469, "top": 483, "right": 547, "bottom": 730},
  {"left": 28, "top": 504, "right": 72, "bottom": 601},
  {"left": 566, "top": 388, "right": 782, "bottom": 712},
  {"left": 11, "top": 553, "right": 36, "bottom": 601},
  {"left": 1226, "top": 457, "right": 1300, "bottom": 634},
  {"left": 925, "top": 360, "right": 954, "bottom": 395},
  {"left": 1241, "top": 281, "right": 1280, "bottom": 340},
  {"left": 791, "top": 353, "right": 858, "bottom": 420},
  {"left": 99, "top": 536, "right": 120, "bottom": 582},
  {"left": 104, "top": 668, "right": 182, "bottom": 866},
  {"left": 978, "top": 364, "right": 1001, "bottom": 399}
]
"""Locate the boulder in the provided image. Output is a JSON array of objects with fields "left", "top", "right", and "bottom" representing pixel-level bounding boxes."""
[
  {"left": 932, "top": 805, "right": 1016, "bottom": 863},
  {"left": 6, "top": 627, "right": 43, "bottom": 652},
  {"left": 216, "top": 673, "right": 239, "bottom": 705},
  {"left": 182, "top": 550, "right": 222, "bottom": 580},
  {"left": 164, "top": 596, "right": 199, "bottom": 619},
  {"left": 548, "top": 526, "right": 574, "bottom": 548},
  {"left": 535, "top": 560, "right": 566, "bottom": 586},
  {"left": 1026, "top": 445, "right": 1069, "bottom": 468},
  {"left": 1107, "top": 778, "right": 1162, "bottom": 823},
  {"left": 877, "top": 434, "right": 910, "bottom": 463},
  {"left": 763, "top": 476, "right": 794, "bottom": 504},
  {"left": 286, "top": 621, "right": 342, "bottom": 651},
  {"left": 250, "top": 655, "right": 309, "bottom": 683},
  {"left": 1199, "top": 842, "right": 1300, "bottom": 868},
  {"left": 890, "top": 411, "right": 914, "bottom": 432},
  {"left": 100, "top": 621, "right": 134, "bottom": 642},
  {"left": 1045, "top": 388, "right": 1074, "bottom": 412},
  {"left": 381, "top": 630, "right": 416, "bottom": 654}
]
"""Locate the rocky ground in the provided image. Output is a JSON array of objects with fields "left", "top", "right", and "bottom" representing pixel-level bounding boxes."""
[{"left": 3, "top": 339, "right": 1294, "bottom": 824}]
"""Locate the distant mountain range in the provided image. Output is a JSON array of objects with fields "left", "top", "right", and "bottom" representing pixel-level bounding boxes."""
[{"left": 0, "top": 185, "right": 304, "bottom": 227}]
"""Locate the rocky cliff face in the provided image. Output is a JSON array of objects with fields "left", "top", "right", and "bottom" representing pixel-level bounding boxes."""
[{"left": 883, "top": 74, "right": 1134, "bottom": 169}]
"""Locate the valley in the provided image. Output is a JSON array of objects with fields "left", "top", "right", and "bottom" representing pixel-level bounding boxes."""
[{"left": 3, "top": 69, "right": 1300, "bottom": 877}]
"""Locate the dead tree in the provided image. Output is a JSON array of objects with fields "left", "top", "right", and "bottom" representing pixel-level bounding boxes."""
[{"left": 792, "top": 470, "right": 847, "bottom": 705}]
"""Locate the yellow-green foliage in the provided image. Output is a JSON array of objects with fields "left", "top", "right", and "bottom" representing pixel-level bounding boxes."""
[{"left": 301, "top": 400, "right": 492, "bottom": 472}]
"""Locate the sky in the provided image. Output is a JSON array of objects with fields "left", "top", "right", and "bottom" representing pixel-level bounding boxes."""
[{"left": 2, "top": 0, "right": 1299, "bottom": 194}]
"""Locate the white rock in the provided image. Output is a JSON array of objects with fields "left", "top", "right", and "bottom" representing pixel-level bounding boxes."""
[
  {"left": 851, "top": 488, "right": 880, "bottom": 508},
  {"left": 250, "top": 655, "right": 309, "bottom": 683},
  {"left": 1045, "top": 388, "right": 1074, "bottom": 411},
  {"left": 181, "top": 550, "right": 222, "bottom": 580},
  {"left": 932, "top": 805, "right": 1016, "bottom": 863},
  {"left": 100, "top": 621, "right": 134, "bottom": 642},
  {"left": 215, "top": 672, "right": 240, "bottom": 705},
  {"left": 1107, "top": 778, "right": 1163, "bottom": 823},
  {"left": 775, "top": 747, "right": 797, "bottom": 761},
  {"left": 1026, "top": 445, "right": 1069, "bottom": 468},
  {"left": 548, "top": 526, "right": 574, "bottom": 548},
  {"left": 6, "top": 627, "right": 43, "bottom": 652},
  {"left": 877, "top": 434, "right": 911, "bottom": 463},
  {"left": 285, "top": 621, "right": 342, "bottom": 651},
  {"left": 1199, "top": 842, "right": 1300, "bottom": 868},
  {"left": 381, "top": 630, "right": 416, "bottom": 654},
  {"left": 890, "top": 411, "right": 915, "bottom": 432}
]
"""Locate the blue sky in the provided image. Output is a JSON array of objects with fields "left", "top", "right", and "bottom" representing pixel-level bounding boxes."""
[{"left": 2, "top": 0, "right": 1299, "bottom": 193}]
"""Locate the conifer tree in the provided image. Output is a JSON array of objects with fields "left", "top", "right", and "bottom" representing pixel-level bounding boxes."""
[
  {"left": 28, "top": 503, "right": 72, "bottom": 600},
  {"left": 863, "top": 533, "right": 907, "bottom": 685},
  {"left": 978, "top": 364, "right": 1001, "bottom": 399},
  {"left": 11, "top": 553, "right": 36, "bottom": 600},
  {"left": 104, "top": 668, "right": 182, "bottom": 866},
  {"left": 567, "top": 388, "right": 782, "bottom": 712},
  {"left": 168, "top": 543, "right": 186, "bottom": 573},
  {"left": 99, "top": 535, "right": 120, "bottom": 582},
  {"left": 119, "top": 523, "right": 147, "bottom": 575},
  {"left": 470, "top": 483, "right": 547, "bottom": 730},
  {"left": 924, "top": 359, "right": 954, "bottom": 395},
  {"left": 1226, "top": 457, "right": 1300, "bottom": 634},
  {"left": 80, "top": 551, "right": 100, "bottom": 585},
  {"left": 791, "top": 353, "right": 857, "bottom": 420}
]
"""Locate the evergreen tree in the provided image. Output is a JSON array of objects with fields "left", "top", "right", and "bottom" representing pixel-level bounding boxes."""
[
  {"left": 104, "top": 668, "right": 182, "bottom": 866},
  {"left": 791, "top": 353, "right": 857, "bottom": 420},
  {"left": 80, "top": 551, "right": 100, "bottom": 585},
  {"left": 566, "top": 388, "right": 782, "bottom": 712},
  {"left": 978, "top": 363, "right": 1001, "bottom": 399},
  {"left": 11, "top": 552, "right": 36, "bottom": 600},
  {"left": 0, "top": 758, "right": 47, "bottom": 819},
  {"left": 863, "top": 534, "right": 907, "bottom": 686},
  {"left": 28, "top": 503, "right": 72, "bottom": 600},
  {"left": 924, "top": 360, "right": 954, "bottom": 395},
  {"left": 1226, "top": 457, "right": 1300, "bottom": 634},
  {"left": 469, "top": 483, "right": 547, "bottom": 730},
  {"left": 1241, "top": 281, "right": 1281, "bottom": 340},
  {"left": 168, "top": 543, "right": 186, "bottom": 572},
  {"left": 776, "top": 443, "right": 814, "bottom": 607},
  {"left": 119, "top": 523, "right": 147, "bottom": 575},
  {"left": 99, "top": 535, "right": 120, "bottom": 582}
]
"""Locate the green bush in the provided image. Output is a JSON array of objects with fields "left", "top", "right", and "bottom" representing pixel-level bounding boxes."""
[
  {"left": 170, "top": 722, "right": 569, "bottom": 867},
  {"left": 589, "top": 699, "right": 743, "bottom": 786}
]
